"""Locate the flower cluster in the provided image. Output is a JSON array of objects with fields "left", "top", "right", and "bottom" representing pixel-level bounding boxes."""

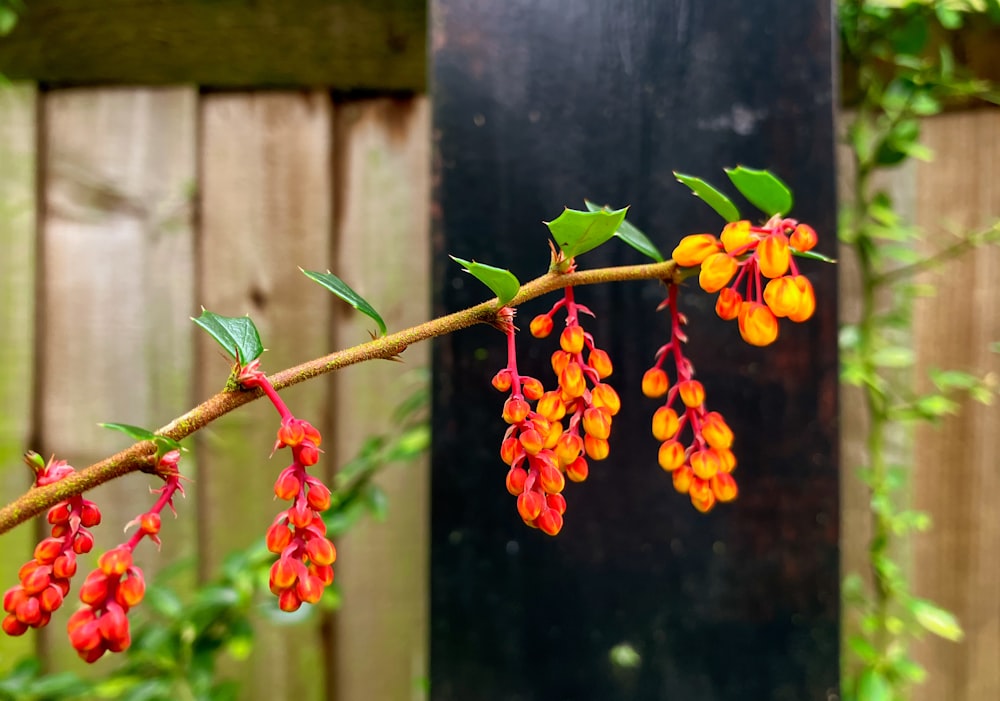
[
  {"left": 238, "top": 361, "right": 337, "bottom": 611},
  {"left": 3, "top": 455, "right": 100, "bottom": 637},
  {"left": 529, "top": 286, "right": 620, "bottom": 476},
  {"left": 672, "top": 218, "right": 818, "bottom": 346},
  {"left": 67, "top": 449, "right": 184, "bottom": 662},
  {"left": 643, "top": 285, "right": 738, "bottom": 512}
]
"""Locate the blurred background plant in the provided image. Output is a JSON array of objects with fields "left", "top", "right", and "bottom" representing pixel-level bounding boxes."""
[
  {"left": 838, "top": 1, "right": 999, "bottom": 699},
  {"left": 0, "top": 374, "right": 429, "bottom": 701}
]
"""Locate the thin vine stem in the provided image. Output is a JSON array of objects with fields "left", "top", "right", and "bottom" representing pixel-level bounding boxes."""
[{"left": 0, "top": 258, "right": 678, "bottom": 535}]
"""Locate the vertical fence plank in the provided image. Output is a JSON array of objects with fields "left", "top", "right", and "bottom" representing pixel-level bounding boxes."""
[
  {"left": 39, "top": 87, "right": 197, "bottom": 672},
  {"left": 330, "top": 96, "right": 430, "bottom": 701},
  {"left": 198, "top": 91, "right": 332, "bottom": 701},
  {"left": 0, "top": 83, "right": 37, "bottom": 671},
  {"left": 912, "top": 110, "right": 1000, "bottom": 701}
]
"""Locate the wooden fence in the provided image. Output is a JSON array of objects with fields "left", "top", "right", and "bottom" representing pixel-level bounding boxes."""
[{"left": 0, "top": 85, "right": 430, "bottom": 701}]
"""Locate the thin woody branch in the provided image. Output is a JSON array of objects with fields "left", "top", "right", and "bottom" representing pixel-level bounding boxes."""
[{"left": 0, "top": 259, "right": 677, "bottom": 535}]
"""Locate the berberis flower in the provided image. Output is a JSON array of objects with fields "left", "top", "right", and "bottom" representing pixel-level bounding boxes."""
[{"left": 672, "top": 217, "right": 819, "bottom": 346}]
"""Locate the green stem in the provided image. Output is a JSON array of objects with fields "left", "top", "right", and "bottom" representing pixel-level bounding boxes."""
[{"left": 0, "top": 259, "right": 677, "bottom": 535}]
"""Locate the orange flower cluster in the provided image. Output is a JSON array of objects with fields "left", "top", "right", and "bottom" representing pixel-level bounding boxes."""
[
  {"left": 493, "top": 297, "right": 619, "bottom": 536},
  {"left": 643, "top": 284, "right": 738, "bottom": 513},
  {"left": 3, "top": 456, "right": 99, "bottom": 637},
  {"left": 672, "top": 218, "right": 818, "bottom": 346}
]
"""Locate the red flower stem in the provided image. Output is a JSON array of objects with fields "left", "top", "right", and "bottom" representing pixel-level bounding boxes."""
[
  {"left": 252, "top": 376, "right": 293, "bottom": 421},
  {"left": 506, "top": 327, "right": 523, "bottom": 397},
  {"left": 123, "top": 477, "right": 182, "bottom": 551}
]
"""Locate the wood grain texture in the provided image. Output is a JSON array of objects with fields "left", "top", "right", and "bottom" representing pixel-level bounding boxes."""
[
  {"left": 911, "top": 110, "right": 1000, "bottom": 701},
  {"left": 0, "top": 83, "right": 37, "bottom": 670},
  {"left": 198, "top": 91, "right": 333, "bottom": 701},
  {"left": 0, "top": 0, "right": 425, "bottom": 90},
  {"left": 38, "top": 87, "right": 197, "bottom": 672},
  {"left": 329, "top": 96, "right": 430, "bottom": 701}
]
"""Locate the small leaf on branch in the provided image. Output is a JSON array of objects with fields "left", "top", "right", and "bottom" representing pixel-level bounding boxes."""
[
  {"left": 449, "top": 256, "right": 520, "bottom": 305},
  {"left": 910, "top": 598, "right": 964, "bottom": 641},
  {"left": 192, "top": 310, "right": 264, "bottom": 363},
  {"left": 673, "top": 172, "right": 740, "bottom": 222},
  {"left": 725, "top": 166, "right": 793, "bottom": 216},
  {"left": 856, "top": 668, "right": 891, "bottom": 701},
  {"left": 545, "top": 206, "right": 629, "bottom": 260},
  {"left": 301, "top": 269, "right": 387, "bottom": 336},
  {"left": 583, "top": 200, "right": 664, "bottom": 261},
  {"left": 99, "top": 423, "right": 183, "bottom": 457},
  {"left": 792, "top": 249, "right": 837, "bottom": 263}
]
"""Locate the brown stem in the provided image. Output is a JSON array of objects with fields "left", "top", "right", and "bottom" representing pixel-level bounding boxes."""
[{"left": 0, "top": 259, "right": 677, "bottom": 535}]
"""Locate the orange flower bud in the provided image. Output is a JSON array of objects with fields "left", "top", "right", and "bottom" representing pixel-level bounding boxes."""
[
  {"left": 711, "top": 472, "right": 739, "bottom": 502},
  {"left": 500, "top": 436, "right": 522, "bottom": 465},
  {"left": 277, "top": 419, "right": 306, "bottom": 448},
  {"left": 38, "top": 584, "right": 63, "bottom": 613},
  {"left": 584, "top": 434, "right": 610, "bottom": 460},
  {"left": 642, "top": 367, "right": 669, "bottom": 398},
  {"left": 79, "top": 571, "right": 109, "bottom": 606},
  {"left": 307, "top": 480, "right": 332, "bottom": 511},
  {"left": 715, "top": 287, "right": 742, "bottom": 321},
  {"left": 718, "top": 448, "right": 737, "bottom": 473},
  {"left": 672, "top": 464, "right": 694, "bottom": 493},
  {"left": 530, "top": 314, "right": 554, "bottom": 338},
  {"left": 587, "top": 348, "right": 613, "bottom": 378},
  {"left": 21, "top": 566, "right": 50, "bottom": 595},
  {"left": 689, "top": 476, "right": 714, "bottom": 504},
  {"left": 738, "top": 301, "right": 779, "bottom": 347},
  {"left": 517, "top": 491, "right": 545, "bottom": 521},
  {"left": 306, "top": 537, "right": 337, "bottom": 567},
  {"left": 657, "top": 440, "right": 685, "bottom": 472},
  {"left": 690, "top": 487, "right": 717, "bottom": 513},
  {"left": 278, "top": 589, "right": 302, "bottom": 612},
  {"left": 298, "top": 441, "right": 320, "bottom": 466},
  {"left": 560, "top": 325, "right": 585, "bottom": 354},
  {"left": 266, "top": 523, "right": 293, "bottom": 553},
  {"left": 98, "top": 548, "right": 133, "bottom": 577},
  {"left": 73, "top": 530, "right": 95, "bottom": 555},
  {"left": 546, "top": 493, "right": 567, "bottom": 515},
  {"left": 519, "top": 428, "right": 544, "bottom": 456},
  {"left": 701, "top": 411, "right": 733, "bottom": 450},
  {"left": 720, "top": 220, "right": 754, "bottom": 253},
  {"left": 690, "top": 449, "right": 721, "bottom": 480},
  {"left": 491, "top": 370, "right": 512, "bottom": 392},
  {"left": 274, "top": 467, "right": 301, "bottom": 501},
  {"left": 522, "top": 377, "right": 544, "bottom": 400},
  {"left": 506, "top": 466, "right": 527, "bottom": 495},
  {"left": 79, "top": 502, "right": 102, "bottom": 528},
  {"left": 592, "top": 383, "right": 621, "bottom": 415},
  {"left": 312, "top": 564, "right": 335, "bottom": 586},
  {"left": 116, "top": 572, "right": 146, "bottom": 609},
  {"left": 139, "top": 512, "right": 161, "bottom": 535},
  {"left": 47, "top": 502, "right": 71, "bottom": 525},
  {"left": 502, "top": 396, "right": 530, "bottom": 424},
  {"left": 550, "top": 350, "right": 571, "bottom": 376},
  {"left": 672, "top": 234, "right": 721, "bottom": 267},
  {"left": 757, "top": 232, "right": 790, "bottom": 278},
  {"left": 270, "top": 556, "right": 300, "bottom": 590},
  {"left": 296, "top": 574, "right": 324, "bottom": 604},
  {"left": 787, "top": 275, "right": 816, "bottom": 322},
  {"left": 555, "top": 432, "right": 584, "bottom": 467},
  {"left": 565, "top": 456, "right": 589, "bottom": 482},
  {"left": 33, "top": 538, "right": 63, "bottom": 565},
  {"left": 544, "top": 421, "right": 563, "bottom": 449},
  {"left": 559, "top": 362, "right": 587, "bottom": 399},
  {"left": 582, "top": 407, "right": 612, "bottom": 440},
  {"left": 536, "top": 391, "right": 566, "bottom": 421},
  {"left": 2, "top": 614, "right": 27, "bottom": 636},
  {"left": 698, "top": 252, "right": 738, "bottom": 293},
  {"left": 536, "top": 508, "right": 564, "bottom": 536},
  {"left": 763, "top": 275, "right": 801, "bottom": 318},
  {"left": 678, "top": 379, "right": 705, "bottom": 408},
  {"left": 652, "top": 406, "right": 680, "bottom": 441},
  {"left": 790, "top": 223, "right": 818, "bottom": 252},
  {"left": 539, "top": 463, "right": 566, "bottom": 494}
]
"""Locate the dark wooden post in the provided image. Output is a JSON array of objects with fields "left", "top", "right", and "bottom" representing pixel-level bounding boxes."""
[{"left": 430, "top": 2, "right": 839, "bottom": 700}]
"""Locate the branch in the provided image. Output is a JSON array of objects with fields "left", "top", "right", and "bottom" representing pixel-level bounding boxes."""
[
  {"left": 0, "top": 259, "right": 677, "bottom": 535},
  {"left": 875, "top": 221, "right": 1000, "bottom": 286}
]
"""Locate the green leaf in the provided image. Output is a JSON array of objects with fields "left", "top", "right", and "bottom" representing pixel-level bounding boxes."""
[
  {"left": 449, "top": 256, "right": 521, "bottom": 305},
  {"left": 99, "top": 422, "right": 157, "bottom": 442},
  {"left": 0, "top": 8, "right": 18, "bottom": 36},
  {"left": 673, "top": 172, "right": 740, "bottom": 222},
  {"left": 871, "top": 346, "right": 915, "bottom": 368},
  {"left": 584, "top": 200, "right": 664, "bottom": 261},
  {"left": 192, "top": 309, "right": 264, "bottom": 363},
  {"left": 792, "top": 249, "right": 837, "bottom": 263},
  {"left": 725, "top": 166, "right": 793, "bottom": 216},
  {"left": 856, "top": 668, "right": 891, "bottom": 701},
  {"left": 848, "top": 635, "right": 878, "bottom": 664},
  {"left": 301, "top": 269, "right": 387, "bottom": 336},
  {"left": 545, "top": 206, "right": 629, "bottom": 260},
  {"left": 911, "top": 598, "right": 964, "bottom": 641}
]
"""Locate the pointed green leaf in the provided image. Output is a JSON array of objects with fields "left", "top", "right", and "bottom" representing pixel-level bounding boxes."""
[
  {"left": 911, "top": 598, "right": 964, "bottom": 641},
  {"left": 301, "top": 269, "right": 387, "bottom": 336},
  {"left": 98, "top": 422, "right": 156, "bottom": 442},
  {"left": 449, "top": 256, "right": 520, "bottom": 305},
  {"left": 725, "top": 166, "right": 793, "bottom": 216},
  {"left": 673, "top": 172, "right": 740, "bottom": 222},
  {"left": 545, "top": 206, "right": 628, "bottom": 260},
  {"left": 192, "top": 310, "right": 264, "bottom": 363},
  {"left": 856, "top": 668, "right": 891, "bottom": 701},
  {"left": 583, "top": 200, "right": 664, "bottom": 261},
  {"left": 792, "top": 249, "right": 837, "bottom": 263}
]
